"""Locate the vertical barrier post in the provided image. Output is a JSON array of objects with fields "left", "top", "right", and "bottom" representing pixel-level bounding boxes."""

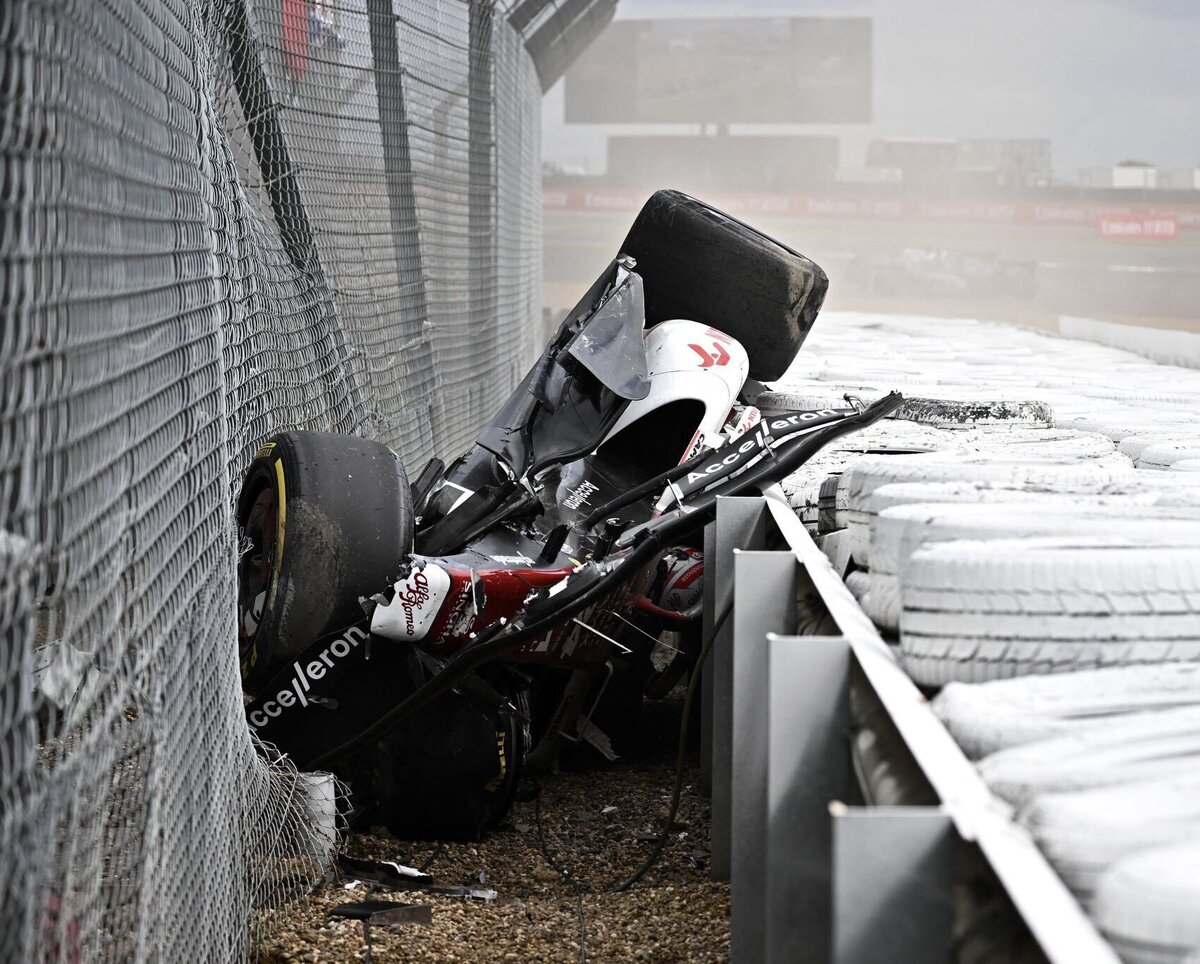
[
  {"left": 764, "top": 634, "right": 852, "bottom": 964},
  {"left": 832, "top": 807, "right": 955, "bottom": 964},
  {"left": 705, "top": 497, "right": 769, "bottom": 879},
  {"left": 730, "top": 551, "right": 798, "bottom": 964}
]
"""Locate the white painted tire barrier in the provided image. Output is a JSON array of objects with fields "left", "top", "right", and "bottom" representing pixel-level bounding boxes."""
[
  {"left": 864, "top": 505, "right": 1200, "bottom": 634},
  {"left": 1095, "top": 839, "right": 1200, "bottom": 964},
  {"left": 1019, "top": 769, "right": 1200, "bottom": 909},
  {"left": 898, "top": 538, "right": 1200, "bottom": 685},
  {"left": 841, "top": 455, "right": 1132, "bottom": 568},
  {"left": 977, "top": 705, "right": 1200, "bottom": 809},
  {"left": 931, "top": 663, "right": 1200, "bottom": 760}
]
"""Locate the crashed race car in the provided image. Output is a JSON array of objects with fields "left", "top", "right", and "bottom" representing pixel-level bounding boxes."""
[{"left": 238, "top": 190, "right": 901, "bottom": 840}]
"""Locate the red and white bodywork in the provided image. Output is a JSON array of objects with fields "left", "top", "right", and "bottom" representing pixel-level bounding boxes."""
[
  {"left": 370, "top": 319, "right": 748, "bottom": 665},
  {"left": 605, "top": 320, "right": 749, "bottom": 460}
]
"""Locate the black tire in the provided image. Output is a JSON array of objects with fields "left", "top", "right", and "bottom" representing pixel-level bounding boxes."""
[
  {"left": 356, "top": 673, "right": 528, "bottom": 841},
  {"left": 236, "top": 431, "right": 413, "bottom": 696},
  {"left": 619, "top": 189, "right": 828, "bottom": 381}
]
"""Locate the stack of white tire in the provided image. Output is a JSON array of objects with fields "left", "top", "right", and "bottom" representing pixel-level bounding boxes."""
[
  {"left": 766, "top": 312, "right": 1200, "bottom": 963},
  {"left": 934, "top": 669, "right": 1200, "bottom": 962},
  {"left": 865, "top": 501, "right": 1200, "bottom": 639}
]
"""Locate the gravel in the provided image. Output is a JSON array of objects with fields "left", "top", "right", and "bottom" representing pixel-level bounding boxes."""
[{"left": 257, "top": 700, "right": 729, "bottom": 963}]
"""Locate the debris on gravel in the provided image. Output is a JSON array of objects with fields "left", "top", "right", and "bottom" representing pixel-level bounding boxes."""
[{"left": 258, "top": 702, "right": 729, "bottom": 962}]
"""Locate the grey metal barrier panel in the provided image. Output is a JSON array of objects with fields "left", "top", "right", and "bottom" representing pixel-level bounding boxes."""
[
  {"left": 830, "top": 803, "right": 955, "bottom": 964},
  {"left": 765, "top": 629, "right": 956, "bottom": 964},
  {"left": 732, "top": 488, "right": 1121, "bottom": 964},
  {"left": 705, "top": 497, "right": 771, "bottom": 881},
  {"left": 730, "top": 549, "right": 798, "bottom": 964},
  {"left": 763, "top": 634, "right": 852, "bottom": 964}
]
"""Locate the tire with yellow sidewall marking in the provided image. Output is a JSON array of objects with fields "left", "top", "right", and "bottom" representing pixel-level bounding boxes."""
[{"left": 236, "top": 431, "right": 413, "bottom": 696}]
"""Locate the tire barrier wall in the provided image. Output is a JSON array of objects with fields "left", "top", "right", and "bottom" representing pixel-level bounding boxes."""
[
  {"left": 755, "top": 309, "right": 1200, "bottom": 962},
  {"left": 707, "top": 493, "right": 1118, "bottom": 964},
  {"left": 0, "top": 1, "right": 550, "bottom": 960}
]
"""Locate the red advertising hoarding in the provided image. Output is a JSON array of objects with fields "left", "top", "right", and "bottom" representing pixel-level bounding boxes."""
[{"left": 1098, "top": 216, "right": 1180, "bottom": 240}]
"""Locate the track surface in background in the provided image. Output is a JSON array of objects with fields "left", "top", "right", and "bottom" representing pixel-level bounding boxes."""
[{"left": 544, "top": 207, "right": 1200, "bottom": 336}]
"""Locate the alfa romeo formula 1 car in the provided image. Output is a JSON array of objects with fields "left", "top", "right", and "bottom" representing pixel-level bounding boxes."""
[{"left": 237, "top": 190, "right": 901, "bottom": 839}]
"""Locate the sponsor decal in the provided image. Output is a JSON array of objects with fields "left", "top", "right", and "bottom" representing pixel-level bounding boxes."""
[
  {"left": 678, "top": 409, "right": 843, "bottom": 491},
  {"left": 490, "top": 553, "right": 534, "bottom": 566},
  {"left": 727, "top": 406, "right": 761, "bottom": 440},
  {"left": 685, "top": 436, "right": 763, "bottom": 485},
  {"left": 442, "top": 585, "right": 477, "bottom": 638},
  {"left": 660, "top": 548, "right": 704, "bottom": 612},
  {"left": 1098, "top": 215, "right": 1179, "bottom": 239},
  {"left": 563, "top": 479, "right": 600, "bottom": 510},
  {"left": 688, "top": 341, "right": 731, "bottom": 368},
  {"left": 247, "top": 624, "right": 369, "bottom": 729},
  {"left": 372, "top": 564, "right": 452, "bottom": 642},
  {"left": 768, "top": 410, "right": 839, "bottom": 433}
]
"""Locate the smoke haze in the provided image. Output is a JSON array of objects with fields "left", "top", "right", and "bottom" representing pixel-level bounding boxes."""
[{"left": 543, "top": 0, "right": 1200, "bottom": 336}]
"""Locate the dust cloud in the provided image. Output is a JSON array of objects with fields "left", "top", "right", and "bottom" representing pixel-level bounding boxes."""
[{"left": 543, "top": 0, "right": 1200, "bottom": 338}]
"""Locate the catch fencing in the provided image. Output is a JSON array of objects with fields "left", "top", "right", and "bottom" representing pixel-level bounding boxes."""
[{"left": 0, "top": 0, "right": 554, "bottom": 959}]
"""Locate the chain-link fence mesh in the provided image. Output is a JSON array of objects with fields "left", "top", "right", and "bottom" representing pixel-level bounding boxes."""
[{"left": 1, "top": 0, "right": 546, "bottom": 958}]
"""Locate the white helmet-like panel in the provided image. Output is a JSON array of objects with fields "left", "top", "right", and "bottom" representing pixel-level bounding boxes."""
[{"left": 602, "top": 319, "right": 749, "bottom": 462}]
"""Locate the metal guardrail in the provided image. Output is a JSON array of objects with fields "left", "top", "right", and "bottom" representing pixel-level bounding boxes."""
[{"left": 701, "top": 489, "right": 1121, "bottom": 964}]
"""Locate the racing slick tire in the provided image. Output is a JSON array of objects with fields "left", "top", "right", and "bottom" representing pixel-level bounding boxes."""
[
  {"left": 357, "top": 672, "right": 528, "bottom": 842},
  {"left": 619, "top": 189, "right": 827, "bottom": 381},
  {"left": 236, "top": 431, "right": 413, "bottom": 696}
]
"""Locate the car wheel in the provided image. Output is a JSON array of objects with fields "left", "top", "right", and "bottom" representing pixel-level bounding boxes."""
[
  {"left": 236, "top": 431, "right": 413, "bottom": 696},
  {"left": 358, "top": 672, "right": 528, "bottom": 841},
  {"left": 619, "top": 190, "right": 827, "bottom": 382}
]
